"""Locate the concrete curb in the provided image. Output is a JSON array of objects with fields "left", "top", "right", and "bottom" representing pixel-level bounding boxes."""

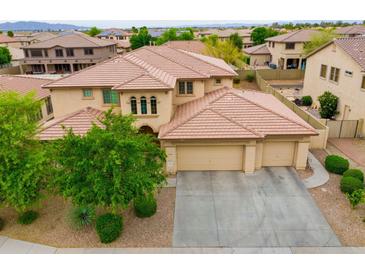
[{"left": 303, "top": 152, "right": 329, "bottom": 189}]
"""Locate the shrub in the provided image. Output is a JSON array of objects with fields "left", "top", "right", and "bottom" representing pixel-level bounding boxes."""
[
  {"left": 325, "top": 155, "right": 349, "bottom": 174},
  {"left": 245, "top": 72, "right": 255, "bottom": 82},
  {"left": 346, "top": 189, "right": 365, "bottom": 209},
  {"left": 343, "top": 169, "right": 364, "bottom": 182},
  {"left": 96, "top": 213, "right": 123, "bottom": 244},
  {"left": 301, "top": 96, "right": 313, "bottom": 106},
  {"left": 340, "top": 176, "right": 364, "bottom": 195},
  {"left": 17, "top": 210, "right": 38, "bottom": 225},
  {"left": 69, "top": 206, "right": 96, "bottom": 230},
  {"left": 134, "top": 193, "right": 157, "bottom": 218},
  {"left": 0, "top": 217, "right": 4, "bottom": 231},
  {"left": 318, "top": 91, "right": 339, "bottom": 119}
]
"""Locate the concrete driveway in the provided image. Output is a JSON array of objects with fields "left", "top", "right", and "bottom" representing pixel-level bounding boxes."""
[{"left": 173, "top": 168, "right": 341, "bottom": 247}]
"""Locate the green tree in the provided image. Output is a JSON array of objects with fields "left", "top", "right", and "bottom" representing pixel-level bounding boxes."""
[
  {"left": 7, "top": 30, "right": 14, "bottom": 37},
  {"left": 251, "top": 27, "right": 279, "bottom": 45},
  {"left": 204, "top": 39, "right": 245, "bottom": 68},
  {"left": 229, "top": 33, "right": 243, "bottom": 50},
  {"left": 0, "top": 92, "right": 48, "bottom": 213},
  {"left": 87, "top": 26, "right": 102, "bottom": 37},
  {"left": 0, "top": 47, "right": 12, "bottom": 65},
  {"left": 131, "top": 26, "right": 138, "bottom": 34},
  {"left": 50, "top": 110, "right": 166, "bottom": 212},
  {"left": 156, "top": 28, "right": 194, "bottom": 45},
  {"left": 318, "top": 91, "right": 339, "bottom": 119},
  {"left": 304, "top": 30, "right": 336, "bottom": 55},
  {"left": 130, "top": 26, "right": 152, "bottom": 50}
]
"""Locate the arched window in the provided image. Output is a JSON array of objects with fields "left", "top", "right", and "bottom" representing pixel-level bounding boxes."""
[
  {"left": 130, "top": 96, "right": 137, "bottom": 114},
  {"left": 140, "top": 96, "right": 147, "bottom": 114},
  {"left": 150, "top": 96, "right": 157, "bottom": 114}
]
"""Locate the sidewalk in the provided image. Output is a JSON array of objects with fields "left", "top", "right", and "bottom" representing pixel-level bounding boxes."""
[{"left": 303, "top": 152, "right": 329, "bottom": 188}]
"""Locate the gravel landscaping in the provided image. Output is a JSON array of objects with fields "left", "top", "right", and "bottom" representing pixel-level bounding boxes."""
[
  {"left": 310, "top": 149, "right": 365, "bottom": 246},
  {"left": 0, "top": 188, "right": 175, "bottom": 248}
]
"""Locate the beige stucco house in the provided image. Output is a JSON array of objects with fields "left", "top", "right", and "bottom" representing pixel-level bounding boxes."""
[
  {"left": 198, "top": 28, "right": 253, "bottom": 48},
  {"left": 20, "top": 32, "right": 117, "bottom": 74},
  {"left": 335, "top": 25, "right": 365, "bottom": 38},
  {"left": 96, "top": 29, "right": 132, "bottom": 54},
  {"left": 266, "top": 29, "right": 320, "bottom": 69},
  {"left": 40, "top": 45, "right": 317, "bottom": 174},
  {"left": 243, "top": 44, "right": 271, "bottom": 67},
  {"left": 303, "top": 37, "right": 365, "bottom": 135}
]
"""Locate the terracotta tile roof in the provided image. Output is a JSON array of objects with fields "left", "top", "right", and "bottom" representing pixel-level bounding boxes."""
[
  {"left": 334, "top": 37, "right": 365, "bottom": 70},
  {"left": 0, "top": 34, "right": 17, "bottom": 43},
  {"left": 0, "top": 75, "right": 50, "bottom": 100},
  {"left": 243, "top": 44, "right": 270, "bottom": 55},
  {"left": 335, "top": 25, "right": 365, "bottom": 35},
  {"left": 44, "top": 45, "right": 237, "bottom": 90},
  {"left": 23, "top": 33, "right": 117, "bottom": 49},
  {"left": 159, "top": 87, "right": 317, "bottom": 140},
  {"left": 266, "top": 29, "right": 321, "bottom": 43},
  {"left": 115, "top": 40, "right": 131, "bottom": 48},
  {"left": 38, "top": 107, "right": 104, "bottom": 140},
  {"left": 165, "top": 40, "right": 206, "bottom": 54}
]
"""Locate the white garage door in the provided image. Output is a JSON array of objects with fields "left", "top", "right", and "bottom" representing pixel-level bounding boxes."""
[
  {"left": 262, "top": 142, "right": 295, "bottom": 166},
  {"left": 177, "top": 145, "right": 244, "bottom": 171}
]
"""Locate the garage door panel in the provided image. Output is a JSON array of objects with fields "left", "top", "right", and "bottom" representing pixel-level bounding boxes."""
[
  {"left": 262, "top": 142, "right": 295, "bottom": 166},
  {"left": 177, "top": 145, "right": 243, "bottom": 171}
]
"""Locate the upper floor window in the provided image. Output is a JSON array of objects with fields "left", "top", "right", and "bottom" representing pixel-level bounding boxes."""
[
  {"left": 55, "top": 49, "right": 64, "bottom": 57},
  {"left": 330, "top": 67, "right": 340, "bottom": 83},
  {"left": 30, "top": 49, "right": 43, "bottom": 57},
  {"left": 24, "top": 49, "right": 29, "bottom": 57},
  {"left": 66, "top": 48, "right": 74, "bottom": 57},
  {"left": 285, "top": 43, "right": 295, "bottom": 50},
  {"left": 215, "top": 78, "right": 222, "bottom": 85},
  {"left": 140, "top": 96, "right": 147, "bottom": 114},
  {"left": 361, "top": 76, "right": 365, "bottom": 90},
  {"left": 150, "top": 96, "right": 157, "bottom": 114},
  {"left": 83, "top": 89, "right": 93, "bottom": 98},
  {"left": 84, "top": 48, "right": 94, "bottom": 55},
  {"left": 178, "top": 81, "right": 193, "bottom": 95},
  {"left": 130, "top": 96, "right": 137, "bottom": 114},
  {"left": 45, "top": 97, "right": 53, "bottom": 115},
  {"left": 102, "top": 89, "right": 119, "bottom": 104},
  {"left": 44, "top": 49, "right": 48, "bottom": 57},
  {"left": 320, "top": 64, "right": 327, "bottom": 78},
  {"left": 272, "top": 42, "right": 275, "bottom": 48}
]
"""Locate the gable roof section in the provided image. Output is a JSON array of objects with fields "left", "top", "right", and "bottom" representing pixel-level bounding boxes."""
[
  {"left": 159, "top": 87, "right": 317, "bottom": 140},
  {"left": 0, "top": 34, "right": 17, "bottom": 43},
  {"left": 0, "top": 75, "right": 50, "bottom": 100},
  {"left": 244, "top": 44, "right": 271, "bottom": 55},
  {"left": 38, "top": 107, "right": 104, "bottom": 140},
  {"left": 266, "top": 29, "right": 321, "bottom": 43},
  {"left": 165, "top": 40, "right": 206, "bottom": 54},
  {"left": 23, "top": 33, "right": 117, "bottom": 49},
  {"left": 335, "top": 25, "right": 365, "bottom": 35}
]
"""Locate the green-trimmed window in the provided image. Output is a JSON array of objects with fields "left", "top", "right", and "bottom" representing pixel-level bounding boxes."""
[
  {"left": 102, "top": 89, "right": 119, "bottom": 104},
  {"left": 140, "top": 96, "right": 147, "bottom": 114},
  {"left": 150, "top": 96, "right": 157, "bottom": 114},
  {"left": 83, "top": 89, "right": 93, "bottom": 98},
  {"left": 130, "top": 96, "right": 137, "bottom": 114}
]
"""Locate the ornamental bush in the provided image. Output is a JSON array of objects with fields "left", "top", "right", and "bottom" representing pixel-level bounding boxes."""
[
  {"left": 301, "top": 96, "right": 313, "bottom": 106},
  {"left": 340, "top": 176, "right": 364, "bottom": 195},
  {"left": 96, "top": 213, "right": 123, "bottom": 244},
  {"left": 318, "top": 91, "right": 339, "bottom": 119},
  {"left": 134, "top": 193, "right": 157, "bottom": 218},
  {"left": 325, "top": 155, "right": 349, "bottom": 174},
  {"left": 17, "top": 210, "right": 39, "bottom": 225},
  {"left": 245, "top": 72, "right": 255, "bottom": 82},
  {"left": 68, "top": 206, "right": 96, "bottom": 230},
  {"left": 343, "top": 169, "right": 364, "bottom": 182},
  {"left": 346, "top": 189, "right": 365, "bottom": 209}
]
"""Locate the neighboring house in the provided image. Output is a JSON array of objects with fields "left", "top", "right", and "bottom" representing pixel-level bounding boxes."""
[
  {"left": 7, "top": 46, "right": 25, "bottom": 66},
  {"left": 303, "top": 37, "right": 365, "bottom": 135},
  {"left": 0, "top": 34, "right": 22, "bottom": 48},
  {"left": 0, "top": 75, "right": 54, "bottom": 122},
  {"left": 96, "top": 29, "right": 132, "bottom": 54},
  {"left": 20, "top": 32, "right": 118, "bottom": 74},
  {"left": 243, "top": 44, "right": 271, "bottom": 67},
  {"left": 266, "top": 29, "right": 320, "bottom": 69},
  {"left": 14, "top": 32, "right": 58, "bottom": 47},
  {"left": 335, "top": 25, "right": 365, "bottom": 37},
  {"left": 40, "top": 45, "right": 317, "bottom": 174},
  {"left": 164, "top": 40, "right": 206, "bottom": 54},
  {"left": 197, "top": 28, "right": 253, "bottom": 48}
]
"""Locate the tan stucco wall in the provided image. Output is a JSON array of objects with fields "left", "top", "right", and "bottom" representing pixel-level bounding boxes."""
[
  {"left": 204, "top": 78, "right": 233, "bottom": 93},
  {"left": 267, "top": 42, "right": 305, "bottom": 68},
  {"left": 172, "top": 80, "right": 205, "bottom": 106},
  {"left": 249, "top": 54, "right": 271, "bottom": 66},
  {"left": 303, "top": 44, "right": 365, "bottom": 135}
]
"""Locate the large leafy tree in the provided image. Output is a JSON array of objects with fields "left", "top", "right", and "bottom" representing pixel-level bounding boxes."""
[
  {"left": 87, "top": 26, "right": 102, "bottom": 37},
  {"left": 0, "top": 47, "right": 12, "bottom": 65},
  {"left": 229, "top": 33, "right": 243, "bottom": 50},
  {"left": 0, "top": 92, "right": 48, "bottom": 213},
  {"left": 130, "top": 26, "right": 152, "bottom": 50},
  {"left": 7, "top": 30, "right": 14, "bottom": 37},
  {"left": 50, "top": 110, "right": 166, "bottom": 211},
  {"left": 304, "top": 30, "right": 336, "bottom": 55},
  {"left": 251, "top": 27, "right": 279, "bottom": 45},
  {"left": 156, "top": 28, "right": 194, "bottom": 45}
]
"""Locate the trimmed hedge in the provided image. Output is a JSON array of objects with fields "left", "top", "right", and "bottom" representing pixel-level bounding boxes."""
[
  {"left": 96, "top": 213, "right": 123, "bottom": 244},
  {"left": 325, "top": 155, "right": 349, "bottom": 175},
  {"left": 0, "top": 217, "right": 4, "bottom": 231},
  {"left": 301, "top": 96, "right": 313, "bottom": 106},
  {"left": 343, "top": 169, "right": 364, "bottom": 182},
  {"left": 134, "top": 193, "right": 157, "bottom": 218},
  {"left": 340, "top": 176, "right": 364, "bottom": 195},
  {"left": 17, "top": 210, "right": 38, "bottom": 225}
]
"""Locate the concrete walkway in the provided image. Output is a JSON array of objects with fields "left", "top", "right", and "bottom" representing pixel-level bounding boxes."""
[{"left": 303, "top": 152, "right": 329, "bottom": 189}]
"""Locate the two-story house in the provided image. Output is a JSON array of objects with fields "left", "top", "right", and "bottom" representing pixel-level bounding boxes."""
[
  {"left": 20, "top": 32, "right": 117, "bottom": 74},
  {"left": 303, "top": 37, "right": 365, "bottom": 135},
  {"left": 96, "top": 29, "right": 132, "bottom": 54},
  {"left": 335, "top": 25, "right": 365, "bottom": 38},
  {"left": 40, "top": 45, "right": 317, "bottom": 174},
  {"left": 266, "top": 29, "right": 320, "bottom": 69},
  {"left": 198, "top": 29, "right": 253, "bottom": 48}
]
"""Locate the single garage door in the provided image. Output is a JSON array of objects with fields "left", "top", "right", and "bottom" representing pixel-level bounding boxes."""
[
  {"left": 177, "top": 145, "right": 244, "bottom": 171},
  {"left": 262, "top": 142, "right": 295, "bottom": 166}
]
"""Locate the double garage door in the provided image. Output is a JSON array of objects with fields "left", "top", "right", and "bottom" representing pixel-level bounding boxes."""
[{"left": 176, "top": 142, "right": 295, "bottom": 171}]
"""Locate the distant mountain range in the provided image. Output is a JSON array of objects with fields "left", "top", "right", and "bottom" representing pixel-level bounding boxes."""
[{"left": 0, "top": 21, "right": 88, "bottom": 31}]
